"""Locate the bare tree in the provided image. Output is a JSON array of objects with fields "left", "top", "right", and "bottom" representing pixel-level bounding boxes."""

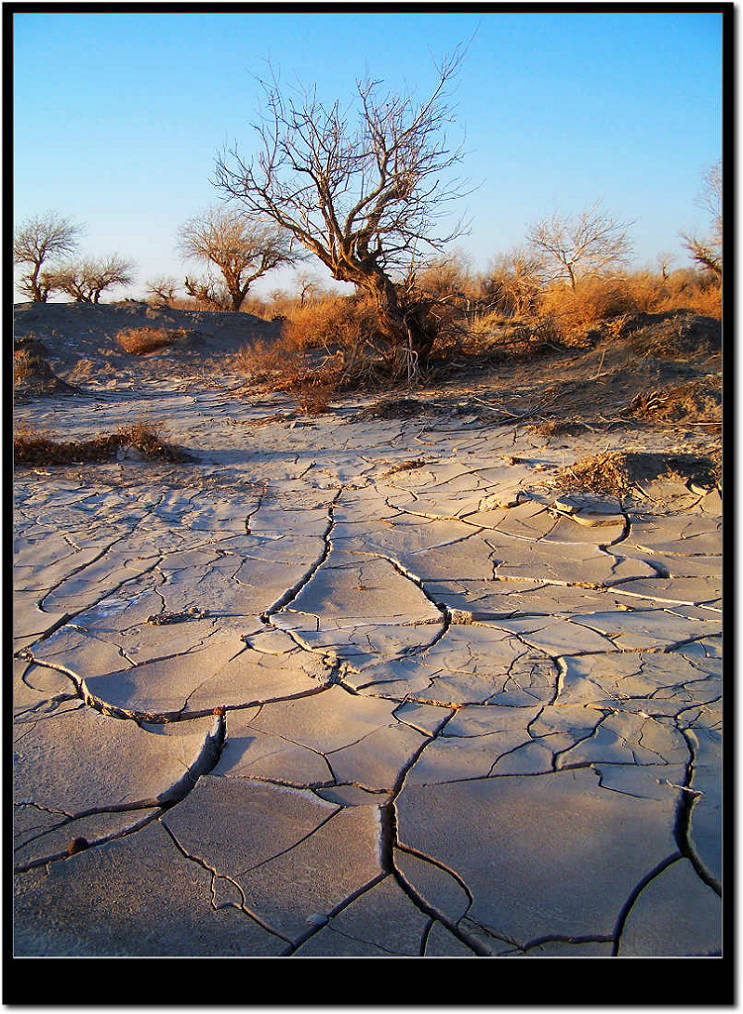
[
  {"left": 50, "top": 255, "right": 135, "bottom": 303},
  {"left": 178, "top": 207, "right": 297, "bottom": 312},
  {"left": 656, "top": 251, "right": 675, "bottom": 282},
  {"left": 214, "top": 49, "right": 469, "bottom": 376},
  {"left": 682, "top": 161, "right": 722, "bottom": 277},
  {"left": 146, "top": 276, "right": 180, "bottom": 307},
  {"left": 526, "top": 202, "right": 632, "bottom": 290},
  {"left": 14, "top": 212, "right": 82, "bottom": 302},
  {"left": 295, "top": 271, "right": 322, "bottom": 307}
]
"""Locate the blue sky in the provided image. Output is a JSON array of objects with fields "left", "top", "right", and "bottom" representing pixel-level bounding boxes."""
[{"left": 13, "top": 10, "right": 723, "bottom": 301}]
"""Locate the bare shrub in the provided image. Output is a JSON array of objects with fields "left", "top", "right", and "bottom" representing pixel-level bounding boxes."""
[
  {"left": 14, "top": 420, "right": 190, "bottom": 467},
  {"left": 682, "top": 161, "right": 722, "bottom": 278},
  {"left": 556, "top": 449, "right": 719, "bottom": 495},
  {"left": 146, "top": 277, "right": 179, "bottom": 307},
  {"left": 116, "top": 327, "right": 176, "bottom": 355}
]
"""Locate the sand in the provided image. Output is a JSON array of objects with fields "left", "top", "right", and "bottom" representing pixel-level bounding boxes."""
[{"left": 12, "top": 301, "right": 722, "bottom": 960}]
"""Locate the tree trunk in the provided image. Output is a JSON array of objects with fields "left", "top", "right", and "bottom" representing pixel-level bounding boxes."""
[
  {"left": 366, "top": 273, "right": 434, "bottom": 378},
  {"left": 30, "top": 265, "right": 44, "bottom": 302}
]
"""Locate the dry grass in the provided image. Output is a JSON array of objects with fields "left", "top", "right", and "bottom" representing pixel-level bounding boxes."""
[
  {"left": 526, "top": 420, "right": 582, "bottom": 437},
  {"left": 116, "top": 327, "right": 177, "bottom": 355},
  {"left": 538, "top": 277, "right": 636, "bottom": 338},
  {"left": 381, "top": 457, "right": 426, "bottom": 477},
  {"left": 534, "top": 272, "right": 721, "bottom": 347},
  {"left": 66, "top": 358, "right": 99, "bottom": 384},
  {"left": 282, "top": 295, "right": 379, "bottom": 353},
  {"left": 14, "top": 420, "right": 190, "bottom": 467}
]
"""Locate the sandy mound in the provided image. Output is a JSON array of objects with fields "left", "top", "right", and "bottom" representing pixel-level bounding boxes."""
[
  {"left": 14, "top": 336, "right": 79, "bottom": 401},
  {"left": 13, "top": 301, "right": 282, "bottom": 382}
]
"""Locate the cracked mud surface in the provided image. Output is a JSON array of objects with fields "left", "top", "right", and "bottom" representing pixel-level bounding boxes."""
[{"left": 13, "top": 327, "right": 722, "bottom": 959}]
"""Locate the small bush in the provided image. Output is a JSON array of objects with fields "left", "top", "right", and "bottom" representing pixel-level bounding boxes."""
[
  {"left": 537, "top": 277, "right": 636, "bottom": 337},
  {"left": 236, "top": 293, "right": 391, "bottom": 401},
  {"left": 282, "top": 294, "right": 379, "bottom": 354},
  {"left": 14, "top": 349, "right": 34, "bottom": 383},
  {"left": 116, "top": 327, "right": 176, "bottom": 355},
  {"left": 14, "top": 420, "right": 190, "bottom": 467},
  {"left": 468, "top": 313, "right": 561, "bottom": 359},
  {"left": 556, "top": 449, "right": 720, "bottom": 496}
]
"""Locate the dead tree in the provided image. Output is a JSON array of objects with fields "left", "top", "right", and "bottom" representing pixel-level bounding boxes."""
[
  {"left": 178, "top": 207, "right": 297, "bottom": 311},
  {"left": 214, "top": 48, "right": 469, "bottom": 378},
  {"left": 14, "top": 212, "right": 82, "bottom": 302},
  {"left": 50, "top": 255, "right": 134, "bottom": 303},
  {"left": 682, "top": 161, "right": 722, "bottom": 278},
  {"left": 526, "top": 202, "right": 632, "bottom": 290},
  {"left": 146, "top": 277, "right": 180, "bottom": 307}
]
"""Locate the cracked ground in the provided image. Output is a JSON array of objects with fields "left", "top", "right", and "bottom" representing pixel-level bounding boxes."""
[{"left": 13, "top": 339, "right": 722, "bottom": 959}]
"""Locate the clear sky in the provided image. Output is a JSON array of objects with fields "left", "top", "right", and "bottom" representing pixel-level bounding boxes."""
[{"left": 13, "top": 9, "right": 723, "bottom": 301}]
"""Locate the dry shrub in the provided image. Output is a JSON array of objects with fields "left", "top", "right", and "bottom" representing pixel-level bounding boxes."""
[
  {"left": 624, "top": 376, "right": 721, "bottom": 426},
  {"left": 526, "top": 420, "right": 581, "bottom": 438},
  {"left": 556, "top": 449, "right": 719, "bottom": 496},
  {"left": 381, "top": 457, "right": 426, "bottom": 477},
  {"left": 237, "top": 291, "right": 454, "bottom": 402},
  {"left": 282, "top": 294, "right": 378, "bottom": 353},
  {"left": 295, "top": 380, "right": 336, "bottom": 415},
  {"left": 14, "top": 348, "right": 34, "bottom": 384},
  {"left": 537, "top": 277, "right": 636, "bottom": 339},
  {"left": 233, "top": 336, "right": 297, "bottom": 383},
  {"left": 14, "top": 420, "right": 190, "bottom": 467},
  {"left": 657, "top": 279, "right": 722, "bottom": 319},
  {"left": 532, "top": 270, "right": 722, "bottom": 345},
  {"left": 618, "top": 269, "right": 721, "bottom": 320},
  {"left": 116, "top": 327, "right": 176, "bottom": 355},
  {"left": 468, "top": 313, "right": 560, "bottom": 359}
]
